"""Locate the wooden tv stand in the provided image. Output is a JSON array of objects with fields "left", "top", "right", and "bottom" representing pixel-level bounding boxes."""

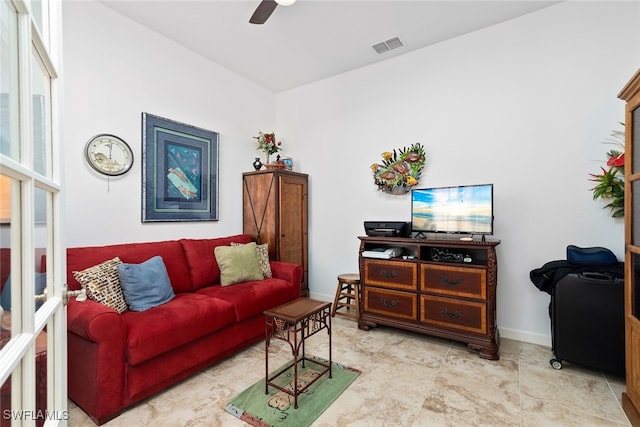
[{"left": 358, "top": 236, "right": 500, "bottom": 360}]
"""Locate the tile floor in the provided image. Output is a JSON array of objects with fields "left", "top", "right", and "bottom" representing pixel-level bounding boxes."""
[{"left": 68, "top": 315, "right": 630, "bottom": 426}]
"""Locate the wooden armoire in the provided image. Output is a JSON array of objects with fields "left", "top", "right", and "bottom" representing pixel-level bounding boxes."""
[
  {"left": 620, "top": 68, "right": 640, "bottom": 426},
  {"left": 242, "top": 170, "right": 309, "bottom": 296}
]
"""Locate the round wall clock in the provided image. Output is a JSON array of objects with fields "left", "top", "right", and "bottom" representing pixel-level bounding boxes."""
[{"left": 85, "top": 134, "right": 134, "bottom": 176}]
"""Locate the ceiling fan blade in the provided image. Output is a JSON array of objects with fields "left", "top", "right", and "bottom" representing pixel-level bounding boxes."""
[{"left": 249, "top": 0, "right": 278, "bottom": 25}]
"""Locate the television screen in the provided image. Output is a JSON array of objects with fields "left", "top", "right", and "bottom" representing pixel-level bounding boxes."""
[{"left": 411, "top": 184, "right": 493, "bottom": 235}]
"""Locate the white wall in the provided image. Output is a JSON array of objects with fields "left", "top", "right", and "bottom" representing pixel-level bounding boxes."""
[
  {"left": 62, "top": 1, "right": 275, "bottom": 247},
  {"left": 276, "top": 1, "right": 640, "bottom": 345},
  {"left": 63, "top": 1, "right": 639, "bottom": 346}
]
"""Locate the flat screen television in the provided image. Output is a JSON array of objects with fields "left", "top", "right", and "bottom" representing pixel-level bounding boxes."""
[{"left": 411, "top": 184, "right": 494, "bottom": 236}]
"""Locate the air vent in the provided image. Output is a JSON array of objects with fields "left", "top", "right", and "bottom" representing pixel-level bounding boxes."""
[{"left": 372, "top": 37, "right": 404, "bottom": 54}]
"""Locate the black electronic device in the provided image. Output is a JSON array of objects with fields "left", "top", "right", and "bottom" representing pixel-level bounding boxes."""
[
  {"left": 411, "top": 183, "right": 494, "bottom": 236},
  {"left": 364, "top": 221, "right": 411, "bottom": 237},
  {"left": 430, "top": 248, "right": 472, "bottom": 263}
]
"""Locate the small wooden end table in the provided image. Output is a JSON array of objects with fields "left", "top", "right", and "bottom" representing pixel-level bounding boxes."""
[{"left": 264, "top": 298, "right": 332, "bottom": 409}]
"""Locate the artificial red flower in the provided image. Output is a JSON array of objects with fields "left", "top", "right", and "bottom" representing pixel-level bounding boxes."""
[{"left": 607, "top": 153, "right": 624, "bottom": 167}]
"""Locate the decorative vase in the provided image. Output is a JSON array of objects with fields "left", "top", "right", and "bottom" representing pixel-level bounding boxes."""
[
  {"left": 265, "top": 153, "right": 270, "bottom": 165},
  {"left": 252, "top": 157, "right": 262, "bottom": 170}
]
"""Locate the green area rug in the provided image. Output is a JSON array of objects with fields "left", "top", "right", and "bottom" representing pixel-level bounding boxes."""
[{"left": 225, "top": 357, "right": 360, "bottom": 427}]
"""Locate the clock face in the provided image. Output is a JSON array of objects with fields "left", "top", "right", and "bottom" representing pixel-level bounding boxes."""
[{"left": 85, "top": 134, "right": 134, "bottom": 176}]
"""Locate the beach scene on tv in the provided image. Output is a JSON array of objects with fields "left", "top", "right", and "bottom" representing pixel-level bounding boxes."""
[{"left": 412, "top": 185, "right": 493, "bottom": 234}]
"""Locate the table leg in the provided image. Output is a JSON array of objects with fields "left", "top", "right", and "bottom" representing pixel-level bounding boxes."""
[
  {"left": 328, "top": 309, "right": 333, "bottom": 378},
  {"left": 265, "top": 316, "right": 272, "bottom": 395},
  {"left": 301, "top": 320, "right": 306, "bottom": 369},
  {"left": 293, "top": 321, "right": 299, "bottom": 409}
]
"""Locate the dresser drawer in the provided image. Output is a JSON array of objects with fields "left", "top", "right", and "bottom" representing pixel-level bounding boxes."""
[
  {"left": 363, "top": 287, "right": 417, "bottom": 321},
  {"left": 363, "top": 259, "right": 417, "bottom": 291},
  {"left": 420, "top": 295, "right": 486, "bottom": 334},
  {"left": 421, "top": 264, "right": 486, "bottom": 299}
]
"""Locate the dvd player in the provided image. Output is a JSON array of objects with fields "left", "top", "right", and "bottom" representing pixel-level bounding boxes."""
[{"left": 364, "top": 221, "right": 411, "bottom": 237}]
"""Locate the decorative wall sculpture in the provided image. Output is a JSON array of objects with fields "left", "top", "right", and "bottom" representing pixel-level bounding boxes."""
[{"left": 370, "top": 142, "right": 426, "bottom": 194}]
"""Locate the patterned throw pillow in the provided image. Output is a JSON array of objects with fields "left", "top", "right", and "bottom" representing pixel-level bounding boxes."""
[
  {"left": 72, "top": 257, "right": 128, "bottom": 313},
  {"left": 231, "top": 242, "right": 272, "bottom": 278}
]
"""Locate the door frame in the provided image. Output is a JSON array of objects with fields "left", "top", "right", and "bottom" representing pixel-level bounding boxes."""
[{"left": 0, "top": 0, "right": 67, "bottom": 425}]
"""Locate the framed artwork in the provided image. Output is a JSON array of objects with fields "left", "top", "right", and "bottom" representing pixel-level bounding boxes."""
[{"left": 142, "top": 113, "right": 219, "bottom": 222}]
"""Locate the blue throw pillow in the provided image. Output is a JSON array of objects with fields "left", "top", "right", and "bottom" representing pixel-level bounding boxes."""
[
  {"left": 117, "top": 256, "right": 175, "bottom": 312},
  {"left": 1, "top": 272, "right": 47, "bottom": 311},
  {"left": 0, "top": 276, "right": 10, "bottom": 311}
]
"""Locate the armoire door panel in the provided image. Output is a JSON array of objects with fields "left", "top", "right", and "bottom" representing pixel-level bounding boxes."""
[{"left": 279, "top": 176, "right": 305, "bottom": 266}]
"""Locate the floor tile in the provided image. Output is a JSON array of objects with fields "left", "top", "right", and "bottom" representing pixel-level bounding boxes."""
[{"left": 67, "top": 316, "right": 631, "bottom": 426}]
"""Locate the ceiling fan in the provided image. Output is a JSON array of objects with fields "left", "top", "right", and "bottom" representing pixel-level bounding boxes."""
[{"left": 249, "top": 0, "right": 297, "bottom": 25}]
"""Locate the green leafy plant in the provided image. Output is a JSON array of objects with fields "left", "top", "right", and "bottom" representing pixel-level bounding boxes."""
[{"left": 589, "top": 124, "right": 625, "bottom": 218}]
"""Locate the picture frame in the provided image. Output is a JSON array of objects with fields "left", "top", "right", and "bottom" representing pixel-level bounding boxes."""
[{"left": 142, "top": 113, "right": 219, "bottom": 222}]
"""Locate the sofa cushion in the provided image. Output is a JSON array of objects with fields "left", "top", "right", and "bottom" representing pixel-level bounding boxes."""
[
  {"left": 67, "top": 240, "right": 192, "bottom": 294},
  {"left": 214, "top": 242, "right": 264, "bottom": 286},
  {"left": 72, "top": 257, "right": 128, "bottom": 313},
  {"left": 122, "top": 293, "right": 236, "bottom": 365},
  {"left": 179, "top": 234, "right": 253, "bottom": 290},
  {"left": 118, "top": 256, "right": 175, "bottom": 312},
  {"left": 195, "top": 277, "right": 297, "bottom": 322}
]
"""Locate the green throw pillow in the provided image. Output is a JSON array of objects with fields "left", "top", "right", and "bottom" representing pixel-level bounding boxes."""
[
  {"left": 231, "top": 242, "right": 272, "bottom": 278},
  {"left": 214, "top": 242, "right": 264, "bottom": 286}
]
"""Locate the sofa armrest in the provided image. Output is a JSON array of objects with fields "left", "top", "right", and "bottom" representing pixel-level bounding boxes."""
[
  {"left": 67, "top": 298, "right": 125, "bottom": 341},
  {"left": 270, "top": 261, "right": 303, "bottom": 298},
  {"left": 67, "top": 298, "right": 126, "bottom": 423}
]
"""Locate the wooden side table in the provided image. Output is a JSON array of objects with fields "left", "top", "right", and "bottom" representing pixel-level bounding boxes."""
[{"left": 264, "top": 298, "right": 332, "bottom": 409}]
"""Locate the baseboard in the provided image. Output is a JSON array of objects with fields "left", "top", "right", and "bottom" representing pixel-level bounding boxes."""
[
  {"left": 308, "top": 292, "right": 333, "bottom": 303},
  {"left": 495, "top": 327, "right": 551, "bottom": 347},
  {"left": 310, "top": 292, "right": 552, "bottom": 348}
]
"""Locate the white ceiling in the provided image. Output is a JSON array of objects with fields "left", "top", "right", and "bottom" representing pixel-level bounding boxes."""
[{"left": 99, "top": 0, "right": 562, "bottom": 93}]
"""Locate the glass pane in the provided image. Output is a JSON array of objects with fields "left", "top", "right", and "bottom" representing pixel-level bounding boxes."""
[
  {"left": 31, "top": 0, "right": 44, "bottom": 42},
  {"left": 31, "top": 51, "right": 51, "bottom": 177},
  {"left": 34, "top": 187, "right": 47, "bottom": 311},
  {"left": 0, "top": 174, "right": 13, "bottom": 324},
  {"left": 635, "top": 180, "right": 640, "bottom": 245},
  {"left": 0, "top": 355, "right": 10, "bottom": 425},
  {"left": 0, "top": 0, "right": 20, "bottom": 160},
  {"left": 635, "top": 106, "right": 640, "bottom": 172},
  {"left": 634, "top": 253, "right": 640, "bottom": 320},
  {"left": 35, "top": 324, "right": 47, "bottom": 426},
  {"left": 0, "top": 174, "right": 13, "bottom": 423},
  {"left": 634, "top": 107, "right": 640, "bottom": 174}
]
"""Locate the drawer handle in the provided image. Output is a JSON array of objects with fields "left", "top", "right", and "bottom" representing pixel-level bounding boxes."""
[
  {"left": 440, "top": 276, "right": 463, "bottom": 287},
  {"left": 380, "top": 298, "right": 399, "bottom": 308},
  {"left": 379, "top": 270, "right": 398, "bottom": 279},
  {"left": 440, "top": 309, "right": 463, "bottom": 319}
]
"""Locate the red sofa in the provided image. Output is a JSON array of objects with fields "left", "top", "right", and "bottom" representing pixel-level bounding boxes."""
[{"left": 65, "top": 234, "right": 302, "bottom": 425}]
